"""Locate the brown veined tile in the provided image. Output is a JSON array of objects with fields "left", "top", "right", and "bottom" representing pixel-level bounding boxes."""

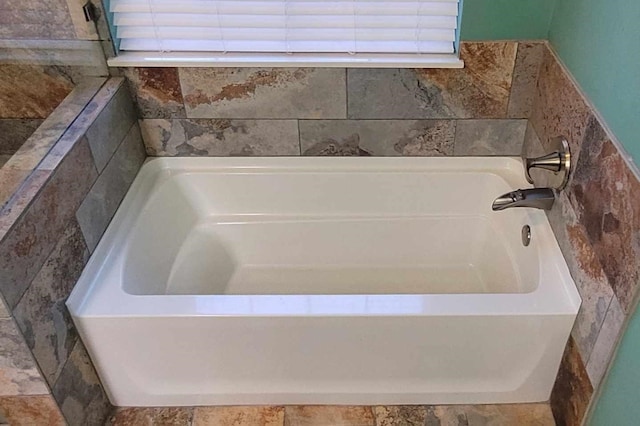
[
  {"left": 193, "top": 406, "right": 284, "bottom": 426},
  {"left": 567, "top": 115, "right": 640, "bottom": 313},
  {"left": 550, "top": 337, "right": 593, "bottom": 426},
  {"left": 465, "top": 404, "right": 555, "bottom": 426},
  {"left": 374, "top": 406, "right": 427, "bottom": 426},
  {"left": 529, "top": 47, "right": 591, "bottom": 168},
  {"left": 108, "top": 407, "right": 194, "bottom": 426},
  {"left": 0, "top": 65, "right": 74, "bottom": 119},
  {"left": 284, "top": 406, "right": 375, "bottom": 426},
  {"left": 179, "top": 68, "right": 346, "bottom": 119},
  {"left": 0, "top": 395, "right": 65, "bottom": 426},
  {"left": 424, "top": 406, "right": 469, "bottom": 425},
  {"left": 347, "top": 42, "right": 517, "bottom": 119},
  {"left": 122, "top": 68, "right": 186, "bottom": 119}
]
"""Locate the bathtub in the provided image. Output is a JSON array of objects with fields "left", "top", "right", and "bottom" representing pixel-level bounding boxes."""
[{"left": 67, "top": 157, "right": 579, "bottom": 407}]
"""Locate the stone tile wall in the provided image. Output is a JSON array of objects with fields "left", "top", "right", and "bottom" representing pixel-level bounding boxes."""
[
  {"left": 524, "top": 46, "right": 640, "bottom": 425},
  {"left": 122, "top": 41, "right": 545, "bottom": 158},
  {"left": 0, "top": 78, "right": 145, "bottom": 425}
]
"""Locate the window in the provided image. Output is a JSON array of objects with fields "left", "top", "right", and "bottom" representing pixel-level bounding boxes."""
[{"left": 106, "top": 0, "right": 463, "bottom": 67}]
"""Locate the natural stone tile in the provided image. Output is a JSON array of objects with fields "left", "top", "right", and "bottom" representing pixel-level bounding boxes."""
[
  {"left": 0, "top": 170, "right": 51, "bottom": 236},
  {"left": 85, "top": 84, "right": 137, "bottom": 172},
  {"left": 65, "top": 0, "right": 100, "bottom": 40},
  {"left": 425, "top": 406, "right": 468, "bottom": 425},
  {"left": 567, "top": 115, "right": 640, "bottom": 314},
  {"left": 0, "top": 155, "right": 11, "bottom": 168},
  {"left": 300, "top": 120, "right": 455, "bottom": 156},
  {"left": 454, "top": 119, "right": 526, "bottom": 155},
  {"left": 76, "top": 124, "right": 146, "bottom": 252},
  {"left": 465, "top": 404, "right": 555, "bottom": 425},
  {"left": 180, "top": 68, "right": 346, "bottom": 119},
  {"left": 284, "top": 406, "right": 374, "bottom": 426},
  {"left": 0, "top": 317, "right": 48, "bottom": 395},
  {"left": 547, "top": 192, "right": 614, "bottom": 363},
  {"left": 0, "top": 119, "right": 43, "bottom": 154},
  {"left": 550, "top": 337, "right": 593, "bottom": 426},
  {"left": 529, "top": 47, "right": 591, "bottom": 169},
  {"left": 0, "top": 0, "right": 76, "bottom": 40},
  {"left": 193, "top": 406, "right": 284, "bottom": 426},
  {"left": 0, "top": 395, "right": 65, "bottom": 426},
  {"left": 0, "top": 138, "right": 97, "bottom": 308},
  {"left": 141, "top": 118, "right": 300, "bottom": 156},
  {"left": 374, "top": 406, "right": 427, "bottom": 426},
  {"left": 109, "top": 407, "right": 194, "bottom": 426},
  {"left": 508, "top": 42, "right": 546, "bottom": 118},
  {"left": 53, "top": 340, "right": 112, "bottom": 426},
  {"left": 0, "top": 64, "right": 74, "bottom": 119},
  {"left": 348, "top": 42, "right": 517, "bottom": 119},
  {"left": 12, "top": 220, "right": 89, "bottom": 387},
  {"left": 122, "top": 68, "right": 186, "bottom": 118},
  {"left": 0, "top": 298, "right": 8, "bottom": 318},
  {"left": 586, "top": 295, "right": 625, "bottom": 388}
]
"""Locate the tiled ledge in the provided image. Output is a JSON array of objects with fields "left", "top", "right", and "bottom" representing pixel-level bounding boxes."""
[{"left": 108, "top": 404, "right": 556, "bottom": 426}]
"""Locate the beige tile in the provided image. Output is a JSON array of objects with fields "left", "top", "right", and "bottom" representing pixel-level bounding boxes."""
[
  {"left": 0, "top": 318, "right": 48, "bottom": 396},
  {"left": 284, "top": 406, "right": 374, "bottom": 426},
  {"left": 508, "top": 42, "right": 546, "bottom": 119},
  {"left": 465, "top": 404, "right": 555, "bottom": 426},
  {"left": 109, "top": 407, "right": 193, "bottom": 426},
  {"left": 0, "top": 395, "right": 65, "bottom": 426},
  {"left": 194, "top": 406, "right": 285, "bottom": 426},
  {"left": 374, "top": 406, "right": 427, "bottom": 426}
]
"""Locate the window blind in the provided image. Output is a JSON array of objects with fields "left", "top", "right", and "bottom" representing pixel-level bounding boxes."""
[{"left": 108, "top": 0, "right": 462, "bottom": 66}]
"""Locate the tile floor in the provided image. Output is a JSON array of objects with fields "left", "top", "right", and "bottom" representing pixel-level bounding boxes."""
[{"left": 107, "top": 403, "right": 555, "bottom": 425}]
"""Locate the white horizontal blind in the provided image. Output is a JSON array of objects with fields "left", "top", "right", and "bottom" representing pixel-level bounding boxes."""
[{"left": 110, "top": 0, "right": 460, "bottom": 55}]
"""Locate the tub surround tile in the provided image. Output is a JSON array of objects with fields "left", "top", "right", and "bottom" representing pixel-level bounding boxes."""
[
  {"left": 546, "top": 192, "right": 614, "bottom": 363},
  {"left": 0, "top": 64, "right": 74, "bottom": 119},
  {"left": 0, "top": 155, "right": 11, "bottom": 168},
  {"left": 507, "top": 42, "right": 546, "bottom": 119},
  {"left": 0, "top": 170, "right": 50, "bottom": 238},
  {"left": 0, "top": 0, "right": 76, "bottom": 40},
  {"left": 529, "top": 47, "right": 591, "bottom": 169},
  {"left": 77, "top": 123, "right": 145, "bottom": 252},
  {"left": 453, "top": 119, "right": 527, "bottom": 156},
  {"left": 122, "top": 68, "right": 186, "bottom": 119},
  {"left": 85, "top": 84, "right": 137, "bottom": 172},
  {"left": 141, "top": 118, "right": 300, "bottom": 156},
  {"left": 64, "top": 0, "right": 101, "bottom": 40},
  {"left": 284, "top": 406, "right": 375, "bottom": 426},
  {"left": 0, "top": 395, "right": 65, "bottom": 426},
  {"left": 586, "top": 295, "right": 625, "bottom": 388},
  {"left": 566, "top": 115, "right": 640, "bottom": 314},
  {"left": 374, "top": 406, "right": 427, "bottom": 426},
  {"left": 0, "top": 119, "right": 43, "bottom": 154},
  {"left": 0, "top": 137, "right": 97, "bottom": 308},
  {"left": 550, "top": 337, "right": 593, "bottom": 426},
  {"left": 52, "top": 340, "right": 112, "bottom": 426},
  {"left": 193, "top": 406, "right": 284, "bottom": 426},
  {"left": 347, "top": 42, "right": 517, "bottom": 119},
  {"left": 300, "top": 120, "right": 455, "bottom": 156},
  {"left": 179, "top": 68, "right": 346, "bottom": 119},
  {"left": 464, "top": 404, "right": 555, "bottom": 425},
  {"left": 109, "top": 407, "right": 194, "bottom": 426},
  {"left": 12, "top": 220, "right": 89, "bottom": 387},
  {"left": 0, "top": 317, "right": 48, "bottom": 396}
]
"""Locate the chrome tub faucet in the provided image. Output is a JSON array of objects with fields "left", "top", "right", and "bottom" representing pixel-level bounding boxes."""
[{"left": 492, "top": 188, "right": 555, "bottom": 211}]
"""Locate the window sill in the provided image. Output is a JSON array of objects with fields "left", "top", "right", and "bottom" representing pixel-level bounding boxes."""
[{"left": 107, "top": 51, "right": 464, "bottom": 68}]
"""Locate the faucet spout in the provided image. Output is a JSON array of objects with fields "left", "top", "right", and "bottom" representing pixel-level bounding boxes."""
[{"left": 492, "top": 188, "right": 555, "bottom": 211}]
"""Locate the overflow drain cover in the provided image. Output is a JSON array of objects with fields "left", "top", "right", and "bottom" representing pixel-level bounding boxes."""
[{"left": 522, "top": 225, "right": 532, "bottom": 247}]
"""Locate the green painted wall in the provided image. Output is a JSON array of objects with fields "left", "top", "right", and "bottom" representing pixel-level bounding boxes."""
[
  {"left": 460, "top": 0, "right": 556, "bottom": 40},
  {"left": 591, "top": 306, "right": 640, "bottom": 425},
  {"left": 549, "top": 0, "right": 640, "bottom": 162}
]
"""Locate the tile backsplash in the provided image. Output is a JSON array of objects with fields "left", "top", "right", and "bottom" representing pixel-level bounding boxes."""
[{"left": 123, "top": 41, "right": 544, "bottom": 157}]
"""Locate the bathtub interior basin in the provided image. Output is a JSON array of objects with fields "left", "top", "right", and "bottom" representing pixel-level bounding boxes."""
[{"left": 67, "top": 157, "right": 580, "bottom": 407}]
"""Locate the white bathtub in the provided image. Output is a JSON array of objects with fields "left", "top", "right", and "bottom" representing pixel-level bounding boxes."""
[{"left": 67, "top": 157, "right": 579, "bottom": 407}]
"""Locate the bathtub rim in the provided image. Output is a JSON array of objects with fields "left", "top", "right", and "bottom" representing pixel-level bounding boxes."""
[{"left": 67, "top": 156, "right": 581, "bottom": 319}]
